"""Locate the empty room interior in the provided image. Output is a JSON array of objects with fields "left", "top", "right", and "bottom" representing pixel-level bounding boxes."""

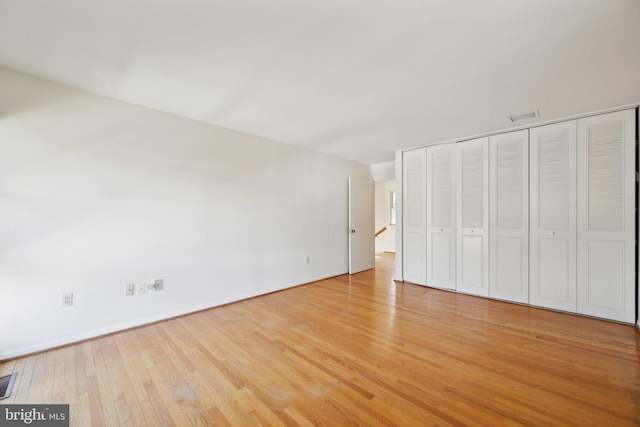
[{"left": 1, "top": 1, "right": 639, "bottom": 425}]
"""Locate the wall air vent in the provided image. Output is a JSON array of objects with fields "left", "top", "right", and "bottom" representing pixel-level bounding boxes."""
[
  {"left": 509, "top": 110, "right": 539, "bottom": 122},
  {"left": 0, "top": 372, "right": 17, "bottom": 400}
]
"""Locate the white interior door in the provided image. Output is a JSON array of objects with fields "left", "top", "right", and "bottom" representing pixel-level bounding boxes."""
[
  {"left": 577, "top": 109, "right": 635, "bottom": 323},
  {"left": 456, "top": 137, "right": 489, "bottom": 296},
  {"left": 348, "top": 177, "right": 375, "bottom": 274},
  {"left": 426, "top": 144, "right": 456, "bottom": 290},
  {"left": 489, "top": 130, "right": 529, "bottom": 303},
  {"left": 529, "top": 121, "right": 577, "bottom": 312},
  {"left": 402, "top": 148, "right": 427, "bottom": 285}
]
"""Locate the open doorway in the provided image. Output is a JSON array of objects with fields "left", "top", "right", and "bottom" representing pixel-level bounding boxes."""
[{"left": 375, "top": 180, "right": 396, "bottom": 255}]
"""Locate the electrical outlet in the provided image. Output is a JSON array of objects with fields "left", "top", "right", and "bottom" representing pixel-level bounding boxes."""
[
  {"left": 153, "top": 279, "right": 164, "bottom": 291},
  {"left": 125, "top": 284, "right": 135, "bottom": 296},
  {"left": 62, "top": 293, "right": 73, "bottom": 307},
  {"left": 137, "top": 283, "right": 146, "bottom": 295}
]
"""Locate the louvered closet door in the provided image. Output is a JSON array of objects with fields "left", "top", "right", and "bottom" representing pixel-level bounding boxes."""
[
  {"left": 402, "top": 148, "right": 427, "bottom": 285},
  {"left": 456, "top": 138, "right": 489, "bottom": 296},
  {"left": 426, "top": 144, "right": 456, "bottom": 290},
  {"left": 489, "top": 130, "right": 529, "bottom": 303},
  {"left": 529, "top": 121, "right": 577, "bottom": 312},
  {"left": 577, "top": 109, "right": 635, "bottom": 323}
]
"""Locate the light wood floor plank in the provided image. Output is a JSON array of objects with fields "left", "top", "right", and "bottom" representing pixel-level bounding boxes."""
[{"left": 1, "top": 253, "right": 639, "bottom": 426}]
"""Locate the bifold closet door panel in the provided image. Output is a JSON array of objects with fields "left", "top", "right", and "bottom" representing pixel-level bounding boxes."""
[
  {"left": 456, "top": 137, "right": 489, "bottom": 297},
  {"left": 577, "top": 109, "right": 635, "bottom": 323},
  {"left": 426, "top": 144, "right": 456, "bottom": 290},
  {"left": 402, "top": 148, "right": 427, "bottom": 285},
  {"left": 489, "top": 130, "right": 529, "bottom": 303},
  {"left": 529, "top": 121, "right": 577, "bottom": 312}
]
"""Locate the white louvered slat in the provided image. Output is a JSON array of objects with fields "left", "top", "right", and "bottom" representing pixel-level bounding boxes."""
[
  {"left": 405, "top": 153, "right": 424, "bottom": 227},
  {"left": 587, "top": 122, "right": 624, "bottom": 231},
  {"left": 496, "top": 138, "right": 522, "bottom": 229},
  {"left": 432, "top": 150, "right": 452, "bottom": 227},
  {"left": 538, "top": 130, "right": 570, "bottom": 230},
  {"left": 461, "top": 144, "right": 483, "bottom": 228}
]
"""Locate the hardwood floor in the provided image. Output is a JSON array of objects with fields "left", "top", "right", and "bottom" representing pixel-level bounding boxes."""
[{"left": 1, "top": 253, "right": 639, "bottom": 426}]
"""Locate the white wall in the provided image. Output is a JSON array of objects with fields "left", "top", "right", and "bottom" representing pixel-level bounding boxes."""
[
  {"left": 370, "top": 161, "right": 395, "bottom": 182},
  {"left": 374, "top": 180, "right": 396, "bottom": 254},
  {"left": 0, "top": 69, "right": 369, "bottom": 360}
]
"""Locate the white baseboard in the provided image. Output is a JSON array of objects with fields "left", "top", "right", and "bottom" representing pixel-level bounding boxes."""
[{"left": 0, "top": 273, "right": 343, "bottom": 361}]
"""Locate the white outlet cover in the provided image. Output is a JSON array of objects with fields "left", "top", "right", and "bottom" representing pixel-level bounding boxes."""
[
  {"left": 62, "top": 293, "right": 73, "bottom": 307},
  {"left": 137, "top": 283, "right": 145, "bottom": 294}
]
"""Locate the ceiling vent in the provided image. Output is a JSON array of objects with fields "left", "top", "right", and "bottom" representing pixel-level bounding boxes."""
[{"left": 509, "top": 110, "right": 539, "bottom": 122}]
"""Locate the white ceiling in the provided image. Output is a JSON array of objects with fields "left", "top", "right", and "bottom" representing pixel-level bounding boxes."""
[{"left": 1, "top": 0, "right": 639, "bottom": 165}]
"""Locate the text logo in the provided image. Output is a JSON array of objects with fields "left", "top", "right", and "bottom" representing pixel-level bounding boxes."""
[{"left": 0, "top": 405, "right": 69, "bottom": 426}]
